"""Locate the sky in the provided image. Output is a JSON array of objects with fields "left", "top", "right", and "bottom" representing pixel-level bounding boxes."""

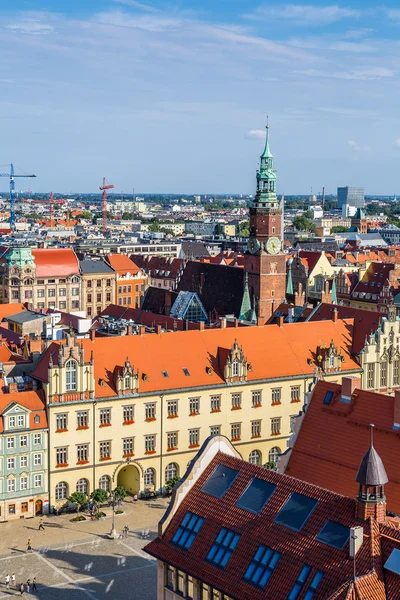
[{"left": 1, "top": 1, "right": 400, "bottom": 195}]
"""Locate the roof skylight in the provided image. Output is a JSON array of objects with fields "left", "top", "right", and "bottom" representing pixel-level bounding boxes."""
[
  {"left": 316, "top": 520, "right": 350, "bottom": 550},
  {"left": 243, "top": 545, "right": 281, "bottom": 589},
  {"left": 201, "top": 464, "right": 239, "bottom": 499},
  {"left": 274, "top": 492, "right": 318, "bottom": 531},
  {"left": 206, "top": 527, "right": 240, "bottom": 568},
  {"left": 236, "top": 478, "right": 276, "bottom": 514},
  {"left": 172, "top": 511, "right": 204, "bottom": 550}
]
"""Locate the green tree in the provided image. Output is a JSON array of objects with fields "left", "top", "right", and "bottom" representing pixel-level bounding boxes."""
[
  {"left": 293, "top": 215, "right": 315, "bottom": 232},
  {"left": 148, "top": 219, "right": 160, "bottom": 232},
  {"left": 331, "top": 226, "right": 349, "bottom": 233},
  {"left": 165, "top": 475, "right": 181, "bottom": 492},
  {"left": 238, "top": 220, "right": 250, "bottom": 237},
  {"left": 90, "top": 488, "right": 109, "bottom": 504},
  {"left": 68, "top": 491, "right": 88, "bottom": 512},
  {"left": 263, "top": 461, "right": 277, "bottom": 471},
  {"left": 113, "top": 485, "right": 127, "bottom": 501}
]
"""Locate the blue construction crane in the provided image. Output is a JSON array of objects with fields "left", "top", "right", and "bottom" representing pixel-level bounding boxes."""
[{"left": 0, "top": 164, "right": 36, "bottom": 229}]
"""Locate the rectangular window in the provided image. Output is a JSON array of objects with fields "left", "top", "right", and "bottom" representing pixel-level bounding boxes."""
[
  {"left": 9, "top": 416, "right": 15, "bottom": 428},
  {"left": 56, "top": 447, "right": 68, "bottom": 465},
  {"left": 231, "top": 422, "right": 241, "bottom": 440},
  {"left": 97, "top": 293, "right": 101, "bottom": 302},
  {"left": 34, "top": 433, "right": 41, "bottom": 445},
  {"left": 59, "top": 288, "right": 67, "bottom": 296},
  {"left": 11, "top": 291, "right": 19, "bottom": 300},
  {"left": 48, "top": 288, "right": 56, "bottom": 297},
  {"left": 7, "top": 437, "right": 14, "bottom": 449},
  {"left": 291, "top": 386, "right": 301, "bottom": 402},
  {"left": 8, "top": 503, "right": 15, "bottom": 513},
  {"left": 288, "top": 565, "right": 312, "bottom": 600},
  {"left": 394, "top": 360, "right": 400, "bottom": 386},
  {"left": 206, "top": 527, "right": 241, "bottom": 568},
  {"left": 59, "top": 301, "right": 66, "bottom": 310},
  {"left": 18, "top": 414, "right": 25, "bottom": 427},
  {"left": 7, "top": 457, "right": 15, "bottom": 469},
  {"left": 106, "top": 279, "right": 111, "bottom": 287},
  {"left": 37, "top": 279, "right": 44, "bottom": 285},
  {"left": 20, "top": 435, "right": 27, "bottom": 447},
  {"left": 366, "top": 363, "right": 375, "bottom": 388},
  {"left": 77, "top": 444, "right": 89, "bottom": 462},
  {"left": 189, "top": 397, "right": 200, "bottom": 415},
  {"left": 210, "top": 395, "right": 221, "bottom": 412},
  {"left": 34, "top": 454, "right": 42, "bottom": 466},
  {"left": 21, "top": 501, "right": 28, "bottom": 512},
  {"left": 56, "top": 413, "right": 68, "bottom": 431},
  {"left": 145, "top": 403, "right": 156, "bottom": 420},
  {"left": 34, "top": 474, "right": 42, "bottom": 488},
  {"left": 8, "top": 480, "right": 15, "bottom": 493},
  {"left": 380, "top": 362, "right": 387, "bottom": 388},
  {"left": 87, "top": 293, "right": 92, "bottom": 303},
  {"left": 290, "top": 415, "right": 297, "bottom": 432},
  {"left": 252, "top": 420, "right": 261, "bottom": 438},
  {"left": 167, "top": 400, "right": 178, "bottom": 417},
  {"left": 145, "top": 435, "right": 156, "bottom": 453},
  {"left": 172, "top": 512, "right": 205, "bottom": 550},
  {"left": 25, "top": 290, "right": 32, "bottom": 299},
  {"left": 87, "top": 281, "right": 92, "bottom": 288},
  {"left": 37, "top": 289, "right": 45, "bottom": 298},
  {"left": 77, "top": 411, "right": 89, "bottom": 428},
  {"left": 244, "top": 545, "right": 281, "bottom": 589},
  {"left": 72, "top": 288, "right": 80, "bottom": 296},
  {"left": 210, "top": 425, "right": 221, "bottom": 436},
  {"left": 166, "top": 566, "right": 174, "bottom": 589},
  {"left": 21, "top": 479, "right": 28, "bottom": 493},
  {"left": 271, "top": 388, "right": 281, "bottom": 404},
  {"left": 20, "top": 456, "right": 28, "bottom": 468},
  {"left": 97, "top": 280, "right": 102, "bottom": 287},
  {"left": 231, "top": 392, "right": 242, "bottom": 409},
  {"left": 99, "top": 408, "right": 111, "bottom": 425},
  {"left": 167, "top": 431, "right": 178, "bottom": 449},
  {"left": 72, "top": 301, "right": 79, "bottom": 309},
  {"left": 123, "top": 405, "right": 134, "bottom": 423},
  {"left": 271, "top": 417, "right": 281, "bottom": 436},
  {"left": 252, "top": 390, "right": 262, "bottom": 407},
  {"left": 100, "top": 440, "right": 111, "bottom": 459},
  {"left": 189, "top": 428, "right": 200, "bottom": 446},
  {"left": 106, "top": 292, "right": 111, "bottom": 302},
  {"left": 123, "top": 438, "right": 134, "bottom": 456}
]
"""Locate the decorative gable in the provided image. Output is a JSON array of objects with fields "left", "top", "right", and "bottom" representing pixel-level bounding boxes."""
[
  {"left": 316, "top": 340, "right": 344, "bottom": 373},
  {"left": 224, "top": 340, "right": 248, "bottom": 382},
  {"left": 114, "top": 358, "right": 139, "bottom": 394}
]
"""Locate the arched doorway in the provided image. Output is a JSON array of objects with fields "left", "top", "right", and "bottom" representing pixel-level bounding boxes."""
[
  {"left": 117, "top": 464, "right": 140, "bottom": 496},
  {"left": 35, "top": 499, "right": 43, "bottom": 516}
]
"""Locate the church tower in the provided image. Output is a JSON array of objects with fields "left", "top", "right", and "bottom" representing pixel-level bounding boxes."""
[{"left": 244, "top": 125, "right": 286, "bottom": 319}]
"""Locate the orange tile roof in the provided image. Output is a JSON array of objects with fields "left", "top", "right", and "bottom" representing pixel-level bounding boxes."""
[
  {"left": 32, "top": 320, "right": 360, "bottom": 398},
  {"left": 105, "top": 253, "right": 140, "bottom": 275},
  {"left": 0, "top": 303, "right": 26, "bottom": 321},
  {"left": 286, "top": 380, "right": 400, "bottom": 515},
  {"left": 0, "top": 389, "right": 47, "bottom": 433},
  {"left": 32, "top": 248, "right": 79, "bottom": 277}
]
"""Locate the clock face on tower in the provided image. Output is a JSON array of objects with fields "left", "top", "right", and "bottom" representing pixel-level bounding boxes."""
[
  {"left": 265, "top": 237, "right": 281, "bottom": 255},
  {"left": 247, "top": 236, "right": 261, "bottom": 254}
]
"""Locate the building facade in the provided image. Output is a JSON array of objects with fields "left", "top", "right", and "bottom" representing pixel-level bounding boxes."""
[
  {"left": 79, "top": 258, "right": 116, "bottom": 317},
  {"left": 337, "top": 186, "right": 365, "bottom": 209},
  {"left": 244, "top": 126, "right": 286, "bottom": 318},
  {"left": 0, "top": 389, "right": 48, "bottom": 522},
  {"left": 105, "top": 254, "right": 147, "bottom": 308},
  {"left": 30, "top": 319, "right": 361, "bottom": 512}
]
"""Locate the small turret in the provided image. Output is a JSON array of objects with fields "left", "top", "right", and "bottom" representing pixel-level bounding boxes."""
[{"left": 355, "top": 424, "right": 388, "bottom": 522}]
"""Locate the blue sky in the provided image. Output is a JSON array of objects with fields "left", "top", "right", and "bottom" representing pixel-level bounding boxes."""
[{"left": 2, "top": 2, "right": 400, "bottom": 195}]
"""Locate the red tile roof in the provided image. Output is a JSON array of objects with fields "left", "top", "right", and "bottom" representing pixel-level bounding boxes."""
[
  {"left": 145, "top": 448, "right": 392, "bottom": 600},
  {"left": 32, "top": 248, "right": 79, "bottom": 277},
  {"left": 286, "top": 380, "right": 400, "bottom": 515},
  {"left": 0, "top": 389, "right": 47, "bottom": 433},
  {"left": 31, "top": 320, "right": 360, "bottom": 398},
  {"left": 105, "top": 253, "right": 141, "bottom": 275}
]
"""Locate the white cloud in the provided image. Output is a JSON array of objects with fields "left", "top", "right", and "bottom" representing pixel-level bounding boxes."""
[
  {"left": 387, "top": 9, "right": 400, "bottom": 22},
  {"left": 296, "top": 67, "right": 394, "bottom": 80},
  {"left": 244, "top": 4, "right": 363, "bottom": 26},
  {"left": 95, "top": 10, "right": 183, "bottom": 32},
  {"left": 111, "top": 0, "right": 161, "bottom": 12},
  {"left": 246, "top": 129, "right": 266, "bottom": 140},
  {"left": 393, "top": 139, "right": 400, "bottom": 149},
  {"left": 5, "top": 19, "right": 54, "bottom": 35},
  {"left": 348, "top": 140, "right": 370, "bottom": 151}
]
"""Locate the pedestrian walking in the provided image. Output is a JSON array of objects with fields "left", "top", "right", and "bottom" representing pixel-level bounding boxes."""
[
  {"left": 26, "top": 579, "right": 30, "bottom": 593},
  {"left": 5, "top": 574, "right": 10, "bottom": 589},
  {"left": 32, "top": 578, "right": 37, "bottom": 592},
  {"left": 12, "top": 573, "right": 16, "bottom": 587},
  {"left": 27, "top": 538, "right": 32, "bottom": 552},
  {"left": 123, "top": 524, "right": 129, "bottom": 538},
  {"left": 20, "top": 583, "right": 24, "bottom": 595},
  {"left": 38, "top": 519, "right": 45, "bottom": 531}
]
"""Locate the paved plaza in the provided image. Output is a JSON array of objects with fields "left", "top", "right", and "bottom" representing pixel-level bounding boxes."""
[{"left": 0, "top": 498, "right": 169, "bottom": 599}]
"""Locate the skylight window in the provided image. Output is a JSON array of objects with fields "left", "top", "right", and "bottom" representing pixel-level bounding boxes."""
[
  {"left": 384, "top": 548, "right": 400, "bottom": 575},
  {"left": 162, "top": 371, "right": 169, "bottom": 378},
  {"left": 201, "top": 464, "right": 239, "bottom": 499},
  {"left": 288, "top": 566, "right": 324, "bottom": 600},
  {"left": 323, "top": 391, "right": 333, "bottom": 405},
  {"left": 183, "top": 368, "right": 190, "bottom": 376},
  {"left": 316, "top": 520, "right": 350, "bottom": 550},
  {"left": 243, "top": 545, "right": 281, "bottom": 589},
  {"left": 274, "top": 492, "right": 318, "bottom": 531},
  {"left": 236, "top": 478, "right": 276, "bottom": 514},
  {"left": 206, "top": 527, "right": 240, "bottom": 568},
  {"left": 171, "top": 511, "right": 204, "bottom": 550},
  {"left": 304, "top": 571, "right": 324, "bottom": 600}
]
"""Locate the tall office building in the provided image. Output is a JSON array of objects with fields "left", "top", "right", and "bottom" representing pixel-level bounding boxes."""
[{"left": 337, "top": 186, "right": 365, "bottom": 209}]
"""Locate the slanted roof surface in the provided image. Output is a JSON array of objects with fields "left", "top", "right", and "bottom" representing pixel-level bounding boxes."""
[{"left": 32, "top": 248, "right": 79, "bottom": 277}]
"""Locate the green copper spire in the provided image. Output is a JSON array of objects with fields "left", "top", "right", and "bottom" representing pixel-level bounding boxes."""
[
  {"left": 286, "top": 260, "right": 293, "bottom": 295},
  {"left": 260, "top": 124, "right": 273, "bottom": 160},
  {"left": 240, "top": 273, "right": 255, "bottom": 322},
  {"left": 331, "top": 277, "right": 337, "bottom": 304}
]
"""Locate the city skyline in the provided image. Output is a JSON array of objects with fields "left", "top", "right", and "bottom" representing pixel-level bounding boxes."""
[{"left": 2, "top": 1, "right": 400, "bottom": 194}]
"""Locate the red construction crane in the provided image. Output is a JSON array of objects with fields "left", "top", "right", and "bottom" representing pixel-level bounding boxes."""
[{"left": 99, "top": 177, "right": 114, "bottom": 231}]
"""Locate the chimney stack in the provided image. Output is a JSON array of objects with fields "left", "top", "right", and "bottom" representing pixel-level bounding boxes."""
[
  {"left": 156, "top": 324, "right": 162, "bottom": 335},
  {"left": 394, "top": 389, "right": 400, "bottom": 429},
  {"left": 341, "top": 376, "right": 361, "bottom": 399},
  {"left": 90, "top": 329, "right": 96, "bottom": 341},
  {"left": 332, "top": 307, "right": 338, "bottom": 323},
  {"left": 220, "top": 317, "right": 227, "bottom": 329},
  {"left": 277, "top": 315, "right": 284, "bottom": 328},
  {"left": 199, "top": 321, "right": 205, "bottom": 331}
]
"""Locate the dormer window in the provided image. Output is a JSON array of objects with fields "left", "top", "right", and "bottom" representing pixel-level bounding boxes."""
[
  {"left": 66, "top": 359, "right": 77, "bottom": 391},
  {"left": 232, "top": 359, "right": 239, "bottom": 377},
  {"left": 18, "top": 415, "right": 24, "bottom": 427},
  {"left": 9, "top": 416, "right": 16, "bottom": 428},
  {"left": 329, "top": 355, "right": 335, "bottom": 368},
  {"left": 125, "top": 376, "right": 130, "bottom": 389}
]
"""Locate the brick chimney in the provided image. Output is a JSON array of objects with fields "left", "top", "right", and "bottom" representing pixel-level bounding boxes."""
[
  {"left": 156, "top": 324, "right": 162, "bottom": 335},
  {"left": 220, "top": 317, "right": 227, "bottom": 329},
  {"left": 165, "top": 291, "right": 172, "bottom": 317},
  {"left": 394, "top": 390, "right": 400, "bottom": 429},
  {"left": 294, "top": 283, "right": 305, "bottom": 307},
  {"left": 8, "top": 382, "right": 18, "bottom": 394},
  {"left": 127, "top": 324, "right": 133, "bottom": 336},
  {"left": 199, "top": 321, "right": 205, "bottom": 331},
  {"left": 140, "top": 325, "right": 146, "bottom": 336},
  {"left": 332, "top": 307, "right": 338, "bottom": 323},
  {"left": 341, "top": 376, "right": 361, "bottom": 399},
  {"left": 277, "top": 315, "right": 284, "bottom": 328},
  {"left": 90, "top": 329, "right": 96, "bottom": 341}
]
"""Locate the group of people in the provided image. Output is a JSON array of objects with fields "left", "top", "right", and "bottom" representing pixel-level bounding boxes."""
[{"left": 4, "top": 574, "right": 37, "bottom": 595}]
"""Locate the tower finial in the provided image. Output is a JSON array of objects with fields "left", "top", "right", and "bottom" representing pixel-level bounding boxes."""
[
  {"left": 369, "top": 423, "right": 374, "bottom": 447},
  {"left": 266, "top": 114, "right": 269, "bottom": 129}
]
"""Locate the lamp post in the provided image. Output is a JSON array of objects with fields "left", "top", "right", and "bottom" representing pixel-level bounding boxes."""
[{"left": 108, "top": 490, "right": 120, "bottom": 539}]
